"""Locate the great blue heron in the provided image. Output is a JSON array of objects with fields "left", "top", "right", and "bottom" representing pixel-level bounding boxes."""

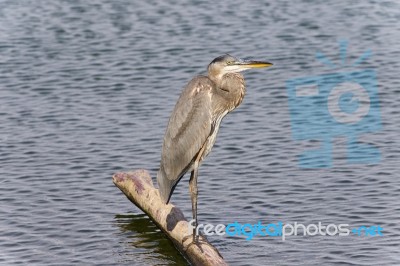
[{"left": 157, "top": 54, "right": 272, "bottom": 243}]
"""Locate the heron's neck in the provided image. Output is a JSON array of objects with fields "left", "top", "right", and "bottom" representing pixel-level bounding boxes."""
[{"left": 214, "top": 73, "right": 246, "bottom": 111}]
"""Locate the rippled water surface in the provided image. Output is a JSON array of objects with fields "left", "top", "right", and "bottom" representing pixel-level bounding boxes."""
[{"left": 1, "top": 0, "right": 399, "bottom": 265}]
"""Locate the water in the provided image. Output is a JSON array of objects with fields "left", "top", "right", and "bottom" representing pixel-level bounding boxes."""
[{"left": 1, "top": 0, "right": 399, "bottom": 265}]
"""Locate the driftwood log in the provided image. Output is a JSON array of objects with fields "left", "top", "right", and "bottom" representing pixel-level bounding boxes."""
[{"left": 112, "top": 169, "right": 228, "bottom": 266}]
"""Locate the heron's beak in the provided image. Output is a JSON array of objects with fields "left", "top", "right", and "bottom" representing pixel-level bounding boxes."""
[
  {"left": 238, "top": 60, "right": 273, "bottom": 69},
  {"left": 224, "top": 59, "right": 273, "bottom": 73}
]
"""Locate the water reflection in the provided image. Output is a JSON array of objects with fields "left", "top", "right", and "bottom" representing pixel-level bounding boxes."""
[{"left": 114, "top": 213, "right": 188, "bottom": 266}]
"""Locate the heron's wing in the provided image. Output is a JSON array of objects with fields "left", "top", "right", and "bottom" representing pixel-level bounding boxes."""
[{"left": 161, "top": 76, "right": 215, "bottom": 182}]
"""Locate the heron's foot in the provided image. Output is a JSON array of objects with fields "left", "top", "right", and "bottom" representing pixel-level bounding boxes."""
[
  {"left": 182, "top": 234, "right": 207, "bottom": 253},
  {"left": 181, "top": 233, "right": 198, "bottom": 246}
]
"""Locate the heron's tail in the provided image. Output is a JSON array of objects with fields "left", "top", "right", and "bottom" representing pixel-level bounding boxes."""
[{"left": 157, "top": 169, "right": 173, "bottom": 204}]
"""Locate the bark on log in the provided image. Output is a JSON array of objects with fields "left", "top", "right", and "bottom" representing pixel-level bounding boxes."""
[{"left": 112, "top": 169, "right": 228, "bottom": 266}]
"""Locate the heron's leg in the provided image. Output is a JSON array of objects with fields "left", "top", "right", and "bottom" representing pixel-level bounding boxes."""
[
  {"left": 183, "top": 162, "right": 210, "bottom": 253},
  {"left": 183, "top": 146, "right": 205, "bottom": 249},
  {"left": 189, "top": 163, "right": 199, "bottom": 243}
]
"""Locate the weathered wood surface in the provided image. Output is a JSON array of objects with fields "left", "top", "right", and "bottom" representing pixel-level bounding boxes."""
[{"left": 113, "top": 169, "right": 228, "bottom": 266}]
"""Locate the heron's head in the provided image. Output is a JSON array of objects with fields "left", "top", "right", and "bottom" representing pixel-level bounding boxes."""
[{"left": 207, "top": 54, "right": 273, "bottom": 82}]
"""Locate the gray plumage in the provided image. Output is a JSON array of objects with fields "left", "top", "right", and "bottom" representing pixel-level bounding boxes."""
[{"left": 156, "top": 54, "right": 272, "bottom": 241}]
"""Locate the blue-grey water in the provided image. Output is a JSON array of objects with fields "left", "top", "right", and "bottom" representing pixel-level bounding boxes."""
[{"left": 1, "top": 0, "right": 399, "bottom": 265}]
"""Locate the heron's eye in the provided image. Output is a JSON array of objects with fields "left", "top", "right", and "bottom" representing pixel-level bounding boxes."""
[{"left": 226, "top": 61, "right": 235, "bottom": 65}]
